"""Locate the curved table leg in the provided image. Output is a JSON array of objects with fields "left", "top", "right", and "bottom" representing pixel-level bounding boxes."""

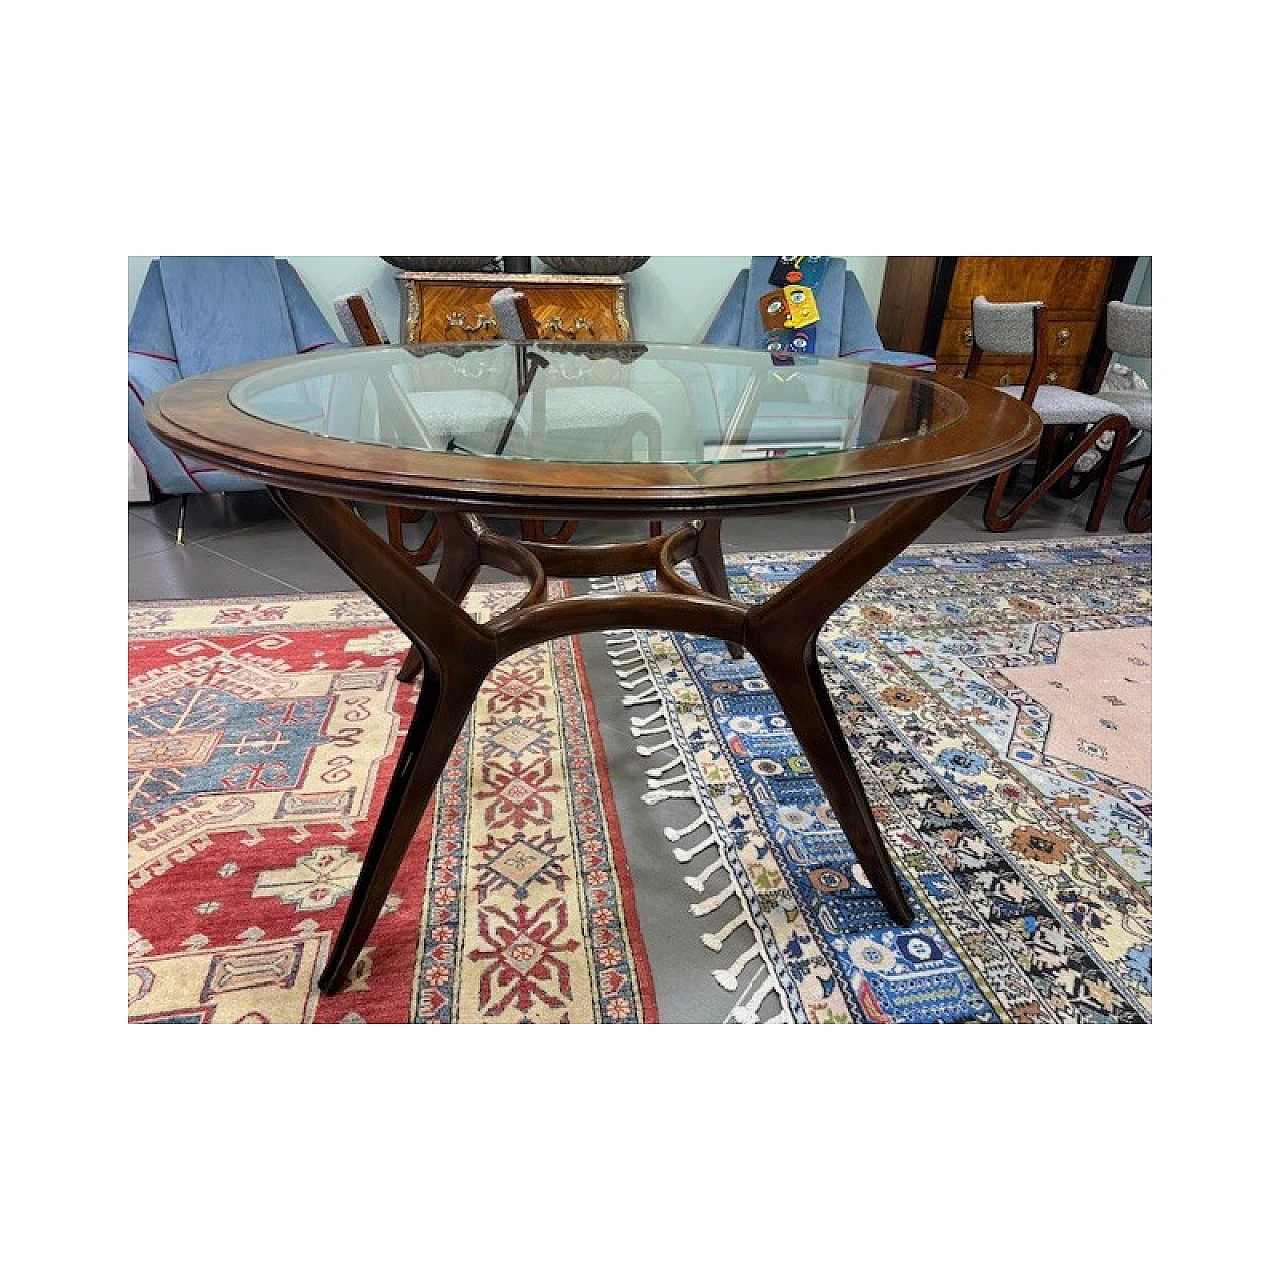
[
  {"left": 743, "top": 485, "right": 972, "bottom": 926},
  {"left": 750, "top": 633, "right": 912, "bottom": 924},
  {"left": 396, "top": 512, "right": 488, "bottom": 684},
  {"left": 320, "top": 651, "right": 490, "bottom": 992},
  {"left": 270, "top": 482, "right": 973, "bottom": 993},
  {"left": 397, "top": 646, "right": 424, "bottom": 684},
  {"left": 268, "top": 489, "right": 502, "bottom": 994},
  {"left": 686, "top": 519, "right": 744, "bottom": 659}
]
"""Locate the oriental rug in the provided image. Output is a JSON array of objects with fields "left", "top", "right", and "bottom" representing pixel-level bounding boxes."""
[
  {"left": 600, "top": 536, "right": 1152, "bottom": 1024},
  {"left": 128, "top": 589, "right": 656, "bottom": 1024}
]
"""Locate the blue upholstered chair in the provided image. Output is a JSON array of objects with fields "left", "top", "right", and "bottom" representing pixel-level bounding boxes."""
[
  {"left": 128, "top": 257, "right": 345, "bottom": 541},
  {"left": 700, "top": 258, "right": 936, "bottom": 522},
  {"left": 704, "top": 257, "right": 937, "bottom": 368}
]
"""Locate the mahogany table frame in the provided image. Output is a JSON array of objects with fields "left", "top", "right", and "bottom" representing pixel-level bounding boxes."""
[{"left": 147, "top": 346, "right": 1041, "bottom": 995}]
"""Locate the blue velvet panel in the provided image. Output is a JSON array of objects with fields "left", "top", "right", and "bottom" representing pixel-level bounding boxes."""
[
  {"left": 278, "top": 261, "right": 346, "bottom": 354},
  {"left": 158, "top": 256, "right": 297, "bottom": 377},
  {"left": 128, "top": 261, "right": 178, "bottom": 358},
  {"left": 130, "top": 257, "right": 344, "bottom": 497},
  {"left": 838, "top": 270, "right": 885, "bottom": 356}
]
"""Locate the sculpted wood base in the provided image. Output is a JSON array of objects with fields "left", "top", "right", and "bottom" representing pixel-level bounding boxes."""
[
  {"left": 270, "top": 491, "right": 967, "bottom": 995},
  {"left": 147, "top": 341, "right": 1041, "bottom": 995}
]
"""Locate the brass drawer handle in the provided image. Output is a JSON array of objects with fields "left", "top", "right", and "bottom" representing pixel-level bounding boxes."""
[
  {"left": 963, "top": 327, "right": 973, "bottom": 346},
  {"left": 1056, "top": 327, "right": 1072, "bottom": 346},
  {"left": 541, "top": 314, "right": 596, "bottom": 340},
  {"left": 1046, "top": 369, "right": 1059, "bottom": 384},
  {"left": 444, "top": 311, "right": 497, "bottom": 335}
]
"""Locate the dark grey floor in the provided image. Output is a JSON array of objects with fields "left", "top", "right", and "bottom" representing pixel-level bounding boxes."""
[{"left": 129, "top": 472, "right": 1146, "bottom": 1021}]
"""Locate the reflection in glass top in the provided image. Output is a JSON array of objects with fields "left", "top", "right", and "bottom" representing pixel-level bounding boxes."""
[{"left": 229, "top": 342, "right": 965, "bottom": 465}]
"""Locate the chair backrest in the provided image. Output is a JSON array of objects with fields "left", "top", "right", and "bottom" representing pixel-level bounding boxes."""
[
  {"left": 130, "top": 257, "right": 342, "bottom": 379},
  {"left": 969, "top": 295, "right": 1045, "bottom": 356},
  {"left": 966, "top": 296, "right": 1052, "bottom": 406},
  {"left": 128, "top": 257, "right": 344, "bottom": 498},
  {"left": 159, "top": 257, "right": 302, "bottom": 376},
  {"left": 489, "top": 287, "right": 540, "bottom": 340},
  {"left": 1105, "top": 301, "right": 1151, "bottom": 360}
]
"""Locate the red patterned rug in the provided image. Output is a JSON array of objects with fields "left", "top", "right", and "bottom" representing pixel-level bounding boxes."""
[{"left": 128, "top": 590, "right": 657, "bottom": 1023}]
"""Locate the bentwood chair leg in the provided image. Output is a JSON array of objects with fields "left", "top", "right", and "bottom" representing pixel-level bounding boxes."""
[
  {"left": 319, "top": 656, "right": 491, "bottom": 994},
  {"left": 1125, "top": 459, "right": 1151, "bottom": 532},
  {"left": 1032, "top": 423, "right": 1064, "bottom": 485},
  {"left": 984, "top": 414, "right": 1130, "bottom": 533},
  {"left": 1084, "top": 421, "right": 1131, "bottom": 532},
  {"left": 175, "top": 494, "right": 188, "bottom": 545}
]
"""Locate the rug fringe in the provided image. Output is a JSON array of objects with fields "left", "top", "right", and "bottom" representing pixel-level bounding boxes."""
[
  {"left": 700, "top": 909, "right": 748, "bottom": 952},
  {"left": 673, "top": 831, "right": 717, "bottom": 864},
  {"left": 683, "top": 855, "right": 727, "bottom": 893},
  {"left": 713, "top": 942, "right": 761, "bottom": 991},
  {"left": 690, "top": 880, "right": 737, "bottom": 916},
  {"left": 664, "top": 815, "right": 708, "bottom": 841},
  {"left": 597, "top": 583, "right": 791, "bottom": 1025},
  {"left": 645, "top": 756, "right": 686, "bottom": 779},
  {"left": 630, "top": 708, "right": 666, "bottom": 729},
  {"left": 643, "top": 785, "right": 695, "bottom": 805},
  {"left": 725, "top": 966, "right": 787, "bottom": 1023}
]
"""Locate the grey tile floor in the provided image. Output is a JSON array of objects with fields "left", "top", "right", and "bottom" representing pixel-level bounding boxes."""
[{"left": 128, "top": 471, "right": 1145, "bottom": 1021}]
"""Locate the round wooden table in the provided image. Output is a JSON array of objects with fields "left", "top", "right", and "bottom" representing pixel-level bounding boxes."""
[{"left": 148, "top": 340, "right": 1041, "bottom": 994}]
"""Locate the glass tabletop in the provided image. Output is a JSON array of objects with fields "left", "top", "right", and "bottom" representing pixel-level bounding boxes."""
[{"left": 228, "top": 341, "right": 966, "bottom": 466}]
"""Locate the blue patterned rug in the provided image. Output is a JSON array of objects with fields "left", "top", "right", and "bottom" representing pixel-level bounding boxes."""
[{"left": 601, "top": 536, "right": 1152, "bottom": 1024}]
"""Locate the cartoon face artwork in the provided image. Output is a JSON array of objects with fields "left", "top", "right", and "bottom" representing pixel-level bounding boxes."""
[
  {"left": 758, "top": 286, "right": 820, "bottom": 332},
  {"left": 768, "top": 256, "right": 830, "bottom": 288},
  {"left": 758, "top": 258, "right": 830, "bottom": 362}
]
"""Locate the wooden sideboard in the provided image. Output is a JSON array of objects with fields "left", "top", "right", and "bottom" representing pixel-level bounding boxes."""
[
  {"left": 396, "top": 270, "right": 633, "bottom": 344},
  {"left": 876, "top": 257, "right": 1138, "bottom": 390}
]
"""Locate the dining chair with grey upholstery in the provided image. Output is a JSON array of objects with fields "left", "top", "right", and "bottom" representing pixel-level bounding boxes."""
[
  {"left": 966, "top": 296, "right": 1133, "bottom": 533},
  {"left": 1092, "top": 301, "right": 1151, "bottom": 532}
]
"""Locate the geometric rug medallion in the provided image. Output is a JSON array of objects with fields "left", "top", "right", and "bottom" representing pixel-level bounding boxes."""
[{"left": 601, "top": 535, "right": 1152, "bottom": 1024}]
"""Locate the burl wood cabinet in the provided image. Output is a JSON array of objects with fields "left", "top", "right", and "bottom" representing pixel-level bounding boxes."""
[
  {"left": 396, "top": 270, "right": 633, "bottom": 344},
  {"left": 876, "top": 257, "right": 1137, "bottom": 390}
]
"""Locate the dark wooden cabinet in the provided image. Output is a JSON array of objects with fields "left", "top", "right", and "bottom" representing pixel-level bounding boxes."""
[
  {"left": 396, "top": 270, "right": 633, "bottom": 344},
  {"left": 876, "top": 257, "right": 1137, "bottom": 390}
]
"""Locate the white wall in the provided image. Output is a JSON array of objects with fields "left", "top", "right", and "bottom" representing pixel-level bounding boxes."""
[{"left": 127, "top": 256, "right": 889, "bottom": 346}]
